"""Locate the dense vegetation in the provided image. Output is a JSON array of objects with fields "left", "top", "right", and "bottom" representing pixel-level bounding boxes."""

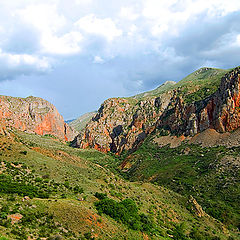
[{"left": 95, "top": 194, "right": 154, "bottom": 232}]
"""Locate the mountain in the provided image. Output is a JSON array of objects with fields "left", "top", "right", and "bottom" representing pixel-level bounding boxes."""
[
  {"left": 0, "top": 95, "right": 77, "bottom": 141},
  {"left": 0, "top": 67, "right": 239, "bottom": 239},
  {"left": 72, "top": 67, "right": 233, "bottom": 153},
  {"left": 69, "top": 111, "right": 97, "bottom": 132},
  {"left": 71, "top": 66, "right": 240, "bottom": 234},
  {"left": 65, "top": 119, "right": 76, "bottom": 124}
]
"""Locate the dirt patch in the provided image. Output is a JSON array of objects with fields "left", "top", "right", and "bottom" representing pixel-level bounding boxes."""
[
  {"left": 220, "top": 155, "right": 240, "bottom": 168},
  {"left": 189, "top": 128, "right": 240, "bottom": 148},
  {"left": 189, "top": 129, "right": 229, "bottom": 147},
  {"left": 7, "top": 213, "right": 23, "bottom": 224},
  {"left": 154, "top": 135, "right": 187, "bottom": 148}
]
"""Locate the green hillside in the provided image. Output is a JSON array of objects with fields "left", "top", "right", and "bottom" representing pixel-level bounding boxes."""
[
  {"left": 69, "top": 111, "right": 97, "bottom": 132},
  {"left": 116, "top": 132, "right": 240, "bottom": 234},
  {"left": 0, "top": 130, "right": 237, "bottom": 239},
  {"left": 133, "top": 67, "right": 228, "bottom": 103}
]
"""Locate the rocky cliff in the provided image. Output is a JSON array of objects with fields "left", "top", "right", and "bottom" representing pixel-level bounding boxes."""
[
  {"left": 73, "top": 67, "right": 240, "bottom": 154},
  {"left": 0, "top": 95, "right": 76, "bottom": 141},
  {"left": 157, "top": 67, "right": 240, "bottom": 135}
]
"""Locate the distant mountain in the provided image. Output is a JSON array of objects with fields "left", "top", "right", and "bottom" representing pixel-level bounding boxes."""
[
  {"left": 0, "top": 95, "right": 77, "bottom": 141},
  {"left": 69, "top": 111, "right": 97, "bottom": 132},
  {"left": 65, "top": 119, "right": 76, "bottom": 124}
]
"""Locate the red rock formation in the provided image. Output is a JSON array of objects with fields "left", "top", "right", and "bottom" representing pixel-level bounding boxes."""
[
  {"left": 73, "top": 67, "right": 240, "bottom": 154},
  {"left": 158, "top": 67, "right": 240, "bottom": 135},
  {"left": 0, "top": 95, "right": 76, "bottom": 141},
  {"left": 72, "top": 93, "right": 173, "bottom": 154}
]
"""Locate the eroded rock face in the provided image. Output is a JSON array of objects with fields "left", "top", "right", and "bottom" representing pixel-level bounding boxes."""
[
  {"left": 72, "top": 93, "right": 173, "bottom": 154},
  {"left": 0, "top": 96, "right": 76, "bottom": 141},
  {"left": 157, "top": 67, "right": 240, "bottom": 135},
  {"left": 188, "top": 195, "right": 205, "bottom": 217},
  {"left": 74, "top": 67, "right": 240, "bottom": 154}
]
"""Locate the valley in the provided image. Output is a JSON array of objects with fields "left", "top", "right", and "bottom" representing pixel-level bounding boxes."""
[{"left": 0, "top": 67, "right": 239, "bottom": 239}]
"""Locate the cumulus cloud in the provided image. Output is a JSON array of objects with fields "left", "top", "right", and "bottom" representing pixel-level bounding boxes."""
[
  {"left": 0, "top": 49, "right": 51, "bottom": 81},
  {"left": 93, "top": 56, "right": 104, "bottom": 64},
  {"left": 16, "top": 4, "right": 84, "bottom": 55},
  {"left": 75, "top": 14, "right": 122, "bottom": 42},
  {"left": 120, "top": 7, "right": 139, "bottom": 20}
]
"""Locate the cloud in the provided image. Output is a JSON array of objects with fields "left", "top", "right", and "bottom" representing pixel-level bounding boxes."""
[
  {"left": 75, "top": 0, "right": 92, "bottom": 5},
  {"left": 93, "top": 56, "right": 104, "bottom": 64},
  {"left": 1, "top": 23, "right": 40, "bottom": 54},
  {"left": 0, "top": 0, "right": 240, "bottom": 118},
  {"left": 15, "top": 4, "right": 83, "bottom": 55},
  {"left": 120, "top": 7, "right": 139, "bottom": 20},
  {"left": 0, "top": 49, "right": 51, "bottom": 81},
  {"left": 15, "top": 4, "right": 66, "bottom": 34},
  {"left": 142, "top": 0, "right": 240, "bottom": 37},
  {"left": 75, "top": 14, "right": 122, "bottom": 41},
  {"left": 41, "top": 31, "right": 83, "bottom": 55}
]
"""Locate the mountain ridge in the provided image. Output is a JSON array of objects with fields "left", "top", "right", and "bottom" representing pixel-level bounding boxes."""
[
  {"left": 73, "top": 66, "right": 238, "bottom": 154},
  {"left": 0, "top": 67, "right": 239, "bottom": 239}
]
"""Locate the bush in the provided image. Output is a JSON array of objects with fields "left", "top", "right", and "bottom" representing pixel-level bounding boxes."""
[
  {"left": 172, "top": 223, "right": 188, "bottom": 240},
  {"left": 0, "top": 236, "right": 8, "bottom": 240},
  {"left": 95, "top": 197, "right": 154, "bottom": 232},
  {"left": 0, "top": 174, "right": 50, "bottom": 198},
  {"left": 20, "top": 151, "right": 27, "bottom": 155},
  {"left": 73, "top": 186, "right": 84, "bottom": 194},
  {"left": 94, "top": 192, "right": 107, "bottom": 200}
]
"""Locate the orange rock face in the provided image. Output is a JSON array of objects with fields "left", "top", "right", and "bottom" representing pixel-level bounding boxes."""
[
  {"left": 72, "top": 93, "right": 173, "bottom": 154},
  {"left": 73, "top": 67, "right": 240, "bottom": 155},
  {"left": 0, "top": 95, "right": 77, "bottom": 141}
]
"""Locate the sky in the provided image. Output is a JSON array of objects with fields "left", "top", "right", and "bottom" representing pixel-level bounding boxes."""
[{"left": 0, "top": 0, "right": 240, "bottom": 120}]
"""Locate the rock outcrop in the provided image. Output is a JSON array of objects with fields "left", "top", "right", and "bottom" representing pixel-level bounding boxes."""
[
  {"left": 0, "top": 95, "right": 76, "bottom": 141},
  {"left": 72, "top": 92, "right": 173, "bottom": 153},
  {"left": 157, "top": 67, "right": 240, "bottom": 135},
  {"left": 73, "top": 67, "right": 240, "bottom": 154},
  {"left": 188, "top": 195, "right": 205, "bottom": 217}
]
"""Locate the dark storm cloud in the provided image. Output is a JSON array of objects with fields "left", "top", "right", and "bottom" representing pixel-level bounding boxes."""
[
  {"left": 134, "top": 11, "right": 240, "bottom": 92},
  {"left": 165, "top": 11, "right": 240, "bottom": 69}
]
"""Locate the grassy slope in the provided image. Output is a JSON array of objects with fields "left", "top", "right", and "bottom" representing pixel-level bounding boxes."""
[
  {"left": 0, "top": 130, "right": 235, "bottom": 240},
  {"left": 133, "top": 81, "right": 177, "bottom": 99},
  {"left": 121, "top": 132, "right": 240, "bottom": 234},
  {"left": 69, "top": 111, "right": 97, "bottom": 132},
  {"left": 133, "top": 67, "right": 228, "bottom": 103}
]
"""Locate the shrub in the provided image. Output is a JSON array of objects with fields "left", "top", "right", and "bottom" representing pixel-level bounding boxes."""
[
  {"left": 94, "top": 192, "right": 107, "bottom": 200},
  {"left": 73, "top": 186, "right": 84, "bottom": 194},
  {"left": 20, "top": 151, "right": 27, "bottom": 155},
  {"left": 95, "top": 197, "right": 154, "bottom": 232},
  {"left": 0, "top": 236, "right": 8, "bottom": 240}
]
